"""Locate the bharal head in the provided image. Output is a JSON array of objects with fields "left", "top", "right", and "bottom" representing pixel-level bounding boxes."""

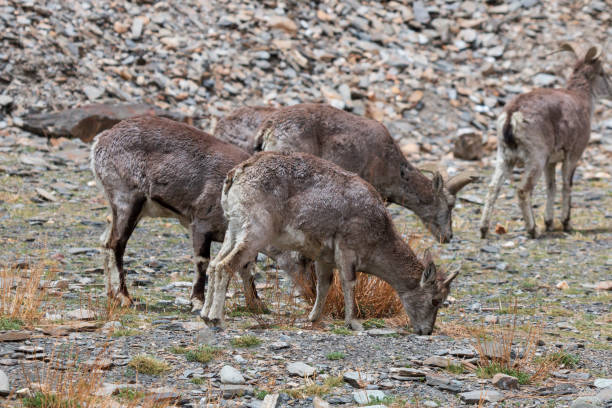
[
  {"left": 399, "top": 250, "right": 460, "bottom": 335},
  {"left": 420, "top": 170, "right": 477, "bottom": 244},
  {"left": 562, "top": 43, "right": 611, "bottom": 99}
]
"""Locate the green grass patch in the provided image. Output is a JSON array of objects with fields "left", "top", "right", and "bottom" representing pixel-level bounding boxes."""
[
  {"left": 255, "top": 389, "right": 269, "bottom": 400},
  {"left": 115, "top": 388, "right": 145, "bottom": 402},
  {"left": 330, "top": 326, "right": 352, "bottom": 335},
  {"left": 127, "top": 355, "right": 170, "bottom": 375},
  {"left": 363, "top": 318, "right": 386, "bottom": 329},
  {"left": 190, "top": 377, "right": 205, "bottom": 385},
  {"left": 230, "top": 335, "right": 261, "bottom": 348},
  {"left": 548, "top": 351, "right": 580, "bottom": 368},
  {"left": 185, "top": 345, "right": 222, "bottom": 363},
  {"left": 111, "top": 328, "right": 140, "bottom": 338},
  {"left": 0, "top": 317, "right": 23, "bottom": 330},
  {"left": 22, "top": 392, "right": 79, "bottom": 408},
  {"left": 475, "top": 362, "right": 530, "bottom": 384},
  {"left": 283, "top": 375, "right": 344, "bottom": 399},
  {"left": 169, "top": 345, "right": 189, "bottom": 354},
  {"left": 326, "top": 351, "right": 345, "bottom": 361},
  {"left": 446, "top": 363, "right": 465, "bottom": 374},
  {"left": 228, "top": 305, "right": 255, "bottom": 318}
]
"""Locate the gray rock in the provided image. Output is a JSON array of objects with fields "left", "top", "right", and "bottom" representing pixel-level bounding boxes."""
[
  {"left": 389, "top": 367, "right": 427, "bottom": 378},
  {"left": 459, "top": 389, "right": 504, "bottom": 404},
  {"left": 343, "top": 371, "right": 375, "bottom": 388},
  {"left": 66, "top": 308, "right": 96, "bottom": 320},
  {"left": 423, "top": 401, "right": 439, "bottom": 408},
  {"left": 479, "top": 341, "right": 507, "bottom": 360},
  {"left": 426, "top": 375, "right": 463, "bottom": 393},
  {"left": 0, "top": 95, "right": 13, "bottom": 106},
  {"left": 312, "top": 396, "right": 329, "bottom": 408},
  {"left": 83, "top": 86, "right": 105, "bottom": 101},
  {"left": 0, "top": 369, "right": 9, "bottom": 396},
  {"left": 596, "top": 387, "right": 612, "bottom": 403},
  {"left": 367, "top": 328, "right": 397, "bottom": 336},
  {"left": 269, "top": 341, "right": 290, "bottom": 350},
  {"left": 492, "top": 373, "right": 519, "bottom": 390},
  {"left": 412, "top": 1, "right": 430, "bottom": 24},
  {"left": 220, "top": 384, "right": 253, "bottom": 398},
  {"left": 423, "top": 356, "right": 452, "bottom": 368},
  {"left": 594, "top": 378, "right": 612, "bottom": 389},
  {"left": 353, "top": 389, "right": 386, "bottom": 405},
  {"left": 262, "top": 393, "right": 281, "bottom": 408},
  {"left": 533, "top": 73, "right": 558, "bottom": 87},
  {"left": 570, "top": 396, "right": 603, "bottom": 408},
  {"left": 287, "top": 362, "right": 315, "bottom": 377},
  {"left": 220, "top": 365, "right": 245, "bottom": 384}
]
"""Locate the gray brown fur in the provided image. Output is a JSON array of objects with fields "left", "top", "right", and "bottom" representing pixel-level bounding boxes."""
[
  {"left": 213, "top": 106, "right": 277, "bottom": 153},
  {"left": 91, "top": 116, "right": 274, "bottom": 311},
  {"left": 201, "top": 152, "right": 459, "bottom": 334},
  {"left": 254, "top": 103, "right": 475, "bottom": 243},
  {"left": 480, "top": 44, "right": 611, "bottom": 238}
]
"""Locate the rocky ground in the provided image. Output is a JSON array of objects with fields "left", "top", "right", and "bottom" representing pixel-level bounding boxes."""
[{"left": 1, "top": 0, "right": 611, "bottom": 407}]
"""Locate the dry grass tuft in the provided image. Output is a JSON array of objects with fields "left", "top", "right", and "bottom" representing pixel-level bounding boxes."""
[
  {"left": 0, "top": 262, "right": 48, "bottom": 326},
  {"left": 21, "top": 342, "right": 112, "bottom": 407},
  {"left": 471, "top": 300, "right": 555, "bottom": 384},
  {"left": 323, "top": 272, "right": 404, "bottom": 319}
]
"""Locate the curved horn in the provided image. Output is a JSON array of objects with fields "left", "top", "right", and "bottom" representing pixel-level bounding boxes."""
[
  {"left": 584, "top": 45, "right": 601, "bottom": 63},
  {"left": 446, "top": 171, "right": 479, "bottom": 195},
  {"left": 442, "top": 265, "right": 460, "bottom": 286},
  {"left": 546, "top": 42, "right": 579, "bottom": 58},
  {"left": 419, "top": 162, "right": 448, "bottom": 180}
]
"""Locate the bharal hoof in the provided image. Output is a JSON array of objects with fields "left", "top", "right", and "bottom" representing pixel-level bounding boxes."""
[
  {"left": 562, "top": 220, "right": 571, "bottom": 232},
  {"left": 479, "top": 227, "right": 488, "bottom": 239},
  {"left": 110, "top": 292, "right": 133, "bottom": 308},
  {"left": 545, "top": 220, "right": 553, "bottom": 232},
  {"left": 191, "top": 298, "right": 204, "bottom": 314},
  {"left": 527, "top": 228, "right": 537, "bottom": 239}
]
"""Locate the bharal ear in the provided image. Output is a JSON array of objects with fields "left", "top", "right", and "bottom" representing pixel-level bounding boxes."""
[
  {"left": 584, "top": 45, "right": 601, "bottom": 63},
  {"left": 420, "top": 261, "right": 437, "bottom": 288},
  {"left": 432, "top": 172, "right": 444, "bottom": 195}
]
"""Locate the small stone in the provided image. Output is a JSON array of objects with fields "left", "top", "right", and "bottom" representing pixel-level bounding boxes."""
[
  {"left": 595, "top": 281, "right": 612, "bottom": 291},
  {"left": 287, "top": 362, "right": 315, "bottom": 377},
  {"left": 594, "top": 379, "right": 612, "bottom": 389},
  {"left": 312, "top": 396, "right": 330, "bottom": 408},
  {"left": 220, "top": 365, "right": 245, "bottom": 385},
  {"left": 262, "top": 393, "right": 281, "bottom": 408},
  {"left": 220, "top": 384, "right": 253, "bottom": 398},
  {"left": 269, "top": 341, "right": 290, "bottom": 350},
  {"left": 267, "top": 16, "right": 298, "bottom": 34},
  {"left": 533, "top": 73, "right": 557, "bottom": 87},
  {"left": 426, "top": 375, "right": 463, "bottom": 393},
  {"left": 556, "top": 281, "right": 570, "bottom": 290},
  {"left": 492, "top": 373, "right": 519, "bottom": 390},
  {"left": 66, "top": 308, "right": 96, "bottom": 320},
  {"left": 460, "top": 389, "right": 504, "bottom": 404},
  {"left": 485, "top": 315, "right": 499, "bottom": 324},
  {"left": 83, "top": 86, "right": 105, "bottom": 101},
  {"left": 423, "top": 356, "right": 451, "bottom": 368},
  {"left": 367, "top": 328, "right": 397, "bottom": 336},
  {"left": 453, "top": 128, "right": 483, "bottom": 160},
  {"left": 0, "top": 95, "right": 13, "bottom": 106},
  {"left": 343, "top": 371, "right": 375, "bottom": 388},
  {"left": 353, "top": 389, "right": 385, "bottom": 405},
  {"left": 0, "top": 369, "right": 9, "bottom": 396},
  {"left": 423, "top": 401, "right": 439, "bottom": 408},
  {"left": 131, "top": 16, "right": 146, "bottom": 39},
  {"left": 479, "top": 341, "right": 506, "bottom": 360}
]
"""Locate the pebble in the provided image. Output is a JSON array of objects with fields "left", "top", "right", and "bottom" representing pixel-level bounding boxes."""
[
  {"left": 423, "top": 356, "right": 452, "bottom": 368},
  {"left": 492, "top": 373, "right": 519, "bottom": 390},
  {"left": 65, "top": 308, "right": 96, "bottom": 320},
  {"left": 286, "top": 362, "right": 315, "bottom": 377},
  {"left": 460, "top": 389, "right": 504, "bottom": 404},
  {"left": 343, "top": 371, "right": 375, "bottom": 388},
  {"left": 220, "top": 365, "right": 245, "bottom": 385},
  {"left": 570, "top": 396, "right": 603, "bottom": 408}
]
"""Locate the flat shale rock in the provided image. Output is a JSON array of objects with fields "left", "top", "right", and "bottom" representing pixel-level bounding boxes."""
[
  {"left": 459, "top": 389, "right": 504, "bottom": 404},
  {"left": 0, "top": 331, "right": 31, "bottom": 342},
  {"left": 0, "top": 369, "right": 9, "bottom": 396},
  {"left": 21, "top": 104, "right": 185, "bottom": 142}
]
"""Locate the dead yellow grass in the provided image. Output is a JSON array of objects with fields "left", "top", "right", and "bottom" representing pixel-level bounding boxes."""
[
  {"left": 323, "top": 272, "right": 404, "bottom": 319},
  {"left": 0, "top": 262, "right": 48, "bottom": 326}
]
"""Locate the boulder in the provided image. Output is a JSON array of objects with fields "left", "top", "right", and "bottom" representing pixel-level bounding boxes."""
[{"left": 20, "top": 104, "right": 185, "bottom": 142}]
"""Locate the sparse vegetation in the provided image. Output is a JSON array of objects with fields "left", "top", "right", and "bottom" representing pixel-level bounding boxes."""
[
  {"left": 475, "top": 362, "right": 531, "bottom": 384},
  {"left": 115, "top": 388, "right": 145, "bottom": 402},
  {"left": 1, "top": 263, "right": 49, "bottom": 326},
  {"left": 547, "top": 351, "right": 580, "bottom": 368},
  {"left": 255, "top": 389, "right": 269, "bottom": 400},
  {"left": 0, "top": 316, "right": 23, "bottom": 330},
  {"left": 185, "top": 345, "right": 222, "bottom": 363},
  {"left": 283, "top": 375, "right": 344, "bottom": 398},
  {"left": 331, "top": 326, "right": 353, "bottom": 335},
  {"left": 230, "top": 335, "right": 262, "bottom": 348},
  {"left": 326, "top": 351, "right": 345, "bottom": 360},
  {"left": 363, "top": 318, "right": 386, "bottom": 329},
  {"left": 111, "top": 328, "right": 140, "bottom": 338},
  {"left": 446, "top": 363, "right": 465, "bottom": 375},
  {"left": 128, "top": 355, "right": 170, "bottom": 375}
]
